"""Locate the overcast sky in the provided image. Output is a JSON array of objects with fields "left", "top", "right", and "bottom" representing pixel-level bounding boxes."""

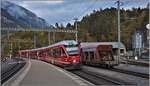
[{"left": 10, "top": 0, "right": 148, "bottom": 26}]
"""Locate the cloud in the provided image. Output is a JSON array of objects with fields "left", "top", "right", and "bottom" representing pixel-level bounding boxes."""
[
  {"left": 22, "top": 0, "right": 64, "bottom": 5},
  {"left": 10, "top": 0, "right": 148, "bottom": 25}
]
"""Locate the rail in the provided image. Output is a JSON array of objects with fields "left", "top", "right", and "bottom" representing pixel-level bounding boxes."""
[
  {"left": 121, "top": 59, "right": 149, "bottom": 67},
  {"left": 72, "top": 70, "right": 133, "bottom": 85},
  {"left": 110, "top": 68, "right": 149, "bottom": 79},
  {"left": 1, "top": 59, "right": 26, "bottom": 84}
]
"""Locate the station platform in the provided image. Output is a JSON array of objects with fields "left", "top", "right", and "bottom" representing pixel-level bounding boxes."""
[
  {"left": 3, "top": 59, "right": 91, "bottom": 86},
  {"left": 82, "top": 66, "right": 149, "bottom": 85}
]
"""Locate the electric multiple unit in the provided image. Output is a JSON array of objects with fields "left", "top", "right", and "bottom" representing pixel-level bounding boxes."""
[{"left": 19, "top": 40, "right": 81, "bottom": 70}]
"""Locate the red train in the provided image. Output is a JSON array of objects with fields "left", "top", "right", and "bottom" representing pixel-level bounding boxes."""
[
  {"left": 80, "top": 43, "right": 118, "bottom": 68},
  {"left": 19, "top": 40, "right": 81, "bottom": 70}
]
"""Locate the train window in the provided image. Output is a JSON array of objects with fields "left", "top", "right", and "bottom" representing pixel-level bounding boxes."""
[
  {"left": 66, "top": 47, "right": 78, "bottom": 56},
  {"left": 64, "top": 44, "right": 78, "bottom": 47},
  {"left": 51, "top": 50, "right": 53, "bottom": 56},
  {"left": 120, "top": 49, "right": 124, "bottom": 54},
  {"left": 55, "top": 49, "right": 58, "bottom": 56},
  {"left": 48, "top": 50, "right": 52, "bottom": 56},
  {"left": 52, "top": 48, "right": 63, "bottom": 57},
  {"left": 58, "top": 49, "right": 61, "bottom": 56},
  {"left": 84, "top": 52, "right": 89, "bottom": 60},
  {"left": 51, "top": 48, "right": 66, "bottom": 57},
  {"left": 83, "top": 52, "right": 86, "bottom": 59},
  {"left": 60, "top": 48, "right": 66, "bottom": 56},
  {"left": 53, "top": 49, "right": 57, "bottom": 57},
  {"left": 56, "top": 49, "right": 60, "bottom": 56}
]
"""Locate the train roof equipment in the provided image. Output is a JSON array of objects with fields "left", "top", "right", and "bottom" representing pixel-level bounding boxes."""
[
  {"left": 19, "top": 40, "right": 78, "bottom": 52},
  {"left": 47, "top": 40, "right": 78, "bottom": 48}
]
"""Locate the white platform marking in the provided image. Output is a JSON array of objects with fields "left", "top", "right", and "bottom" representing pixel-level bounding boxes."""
[{"left": 9, "top": 60, "right": 31, "bottom": 86}]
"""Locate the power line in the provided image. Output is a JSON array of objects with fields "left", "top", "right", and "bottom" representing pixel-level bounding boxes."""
[
  {"left": 77, "top": 0, "right": 98, "bottom": 19},
  {"left": 56, "top": 0, "right": 98, "bottom": 24},
  {"left": 1, "top": 28, "right": 77, "bottom": 33}
]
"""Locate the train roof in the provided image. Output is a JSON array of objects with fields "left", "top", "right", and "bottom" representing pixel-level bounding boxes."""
[
  {"left": 81, "top": 42, "right": 126, "bottom": 49},
  {"left": 20, "top": 40, "right": 78, "bottom": 52},
  {"left": 47, "top": 40, "right": 78, "bottom": 48}
]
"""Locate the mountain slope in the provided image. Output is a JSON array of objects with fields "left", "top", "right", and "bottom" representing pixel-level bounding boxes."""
[{"left": 1, "top": 1, "right": 48, "bottom": 28}]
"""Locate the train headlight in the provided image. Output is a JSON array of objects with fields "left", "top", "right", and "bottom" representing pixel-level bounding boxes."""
[
  {"left": 65, "top": 59, "right": 68, "bottom": 62},
  {"left": 73, "top": 59, "right": 76, "bottom": 63}
]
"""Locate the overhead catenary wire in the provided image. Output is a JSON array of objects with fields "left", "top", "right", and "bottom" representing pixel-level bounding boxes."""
[{"left": 56, "top": 0, "right": 98, "bottom": 25}]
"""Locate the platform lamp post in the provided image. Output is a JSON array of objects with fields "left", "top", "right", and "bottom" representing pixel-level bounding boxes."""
[
  {"left": 116, "top": 0, "right": 121, "bottom": 64},
  {"left": 146, "top": 24, "right": 150, "bottom": 58},
  {"left": 48, "top": 31, "right": 51, "bottom": 45},
  {"left": 17, "top": 39, "right": 21, "bottom": 58},
  {"left": 34, "top": 32, "right": 36, "bottom": 48}
]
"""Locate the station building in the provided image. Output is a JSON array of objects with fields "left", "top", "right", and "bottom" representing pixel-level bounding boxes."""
[{"left": 132, "top": 27, "right": 149, "bottom": 59}]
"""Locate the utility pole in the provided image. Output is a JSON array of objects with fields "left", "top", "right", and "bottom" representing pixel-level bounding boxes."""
[
  {"left": 74, "top": 18, "right": 78, "bottom": 41},
  {"left": 7, "top": 30, "right": 9, "bottom": 40},
  {"left": 7, "top": 30, "right": 10, "bottom": 57},
  {"left": 18, "top": 39, "right": 21, "bottom": 58},
  {"left": 10, "top": 43, "right": 13, "bottom": 59},
  {"left": 53, "top": 32, "right": 55, "bottom": 43},
  {"left": 148, "top": 1, "right": 150, "bottom": 59},
  {"left": 116, "top": 0, "right": 121, "bottom": 64},
  {"left": 48, "top": 32, "right": 50, "bottom": 45}
]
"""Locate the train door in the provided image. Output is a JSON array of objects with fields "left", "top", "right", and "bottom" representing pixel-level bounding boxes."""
[
  {"left": 57, "top": 47, "right": 67, "bottom": 65},
  {"left": 89, "top": 51, "right": 95, "bottom": 64},
  {"left": 39, "top": 50, "right": 47, "bottom": 61},
  {"left": 83, "top": 52, "right": 89, "bottom": 64},
  {"left": 52, "top": 47, "right": 65, "bottom": 65},
  {"left": 37, "top": 51, "right": 40, "bottom": 60}
]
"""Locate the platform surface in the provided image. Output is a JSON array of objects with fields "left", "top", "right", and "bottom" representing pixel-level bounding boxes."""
[{"left": 5, "top": 59, "right": 89, "bottom": 86}]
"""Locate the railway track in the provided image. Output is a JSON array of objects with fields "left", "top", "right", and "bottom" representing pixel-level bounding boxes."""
[
  {"left": 121, "top": 60, "right": 149, "bottom": 67},
  {"left": 72, "top": 70, "right": 133, "bottom": 85},
  {"left": 86, "top": 65, "right": 149, "bottom": 79},
  {"left": 110, "top": 68, "right": 149, "bottom": 79},
  {"left": 1, "top": 59, "right": 26, "bottom": 84}
]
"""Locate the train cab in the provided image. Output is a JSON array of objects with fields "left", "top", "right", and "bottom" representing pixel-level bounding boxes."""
[
  {"left": 81, "top": 43, "right": 118, "bottom": 68},
  {"left": 46, "top": 40, "right": 81, "bottom": 70}
]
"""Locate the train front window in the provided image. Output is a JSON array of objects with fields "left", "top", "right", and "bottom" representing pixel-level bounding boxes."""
[
  {"left": 66, "top": 47, "right": 78, "bottom": 56},
  {"left": 99, "top": 51, "right": 113, "bottom": 60},
  {"left": 64, "top": 44, "right": 78, "bottom": 47}
]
